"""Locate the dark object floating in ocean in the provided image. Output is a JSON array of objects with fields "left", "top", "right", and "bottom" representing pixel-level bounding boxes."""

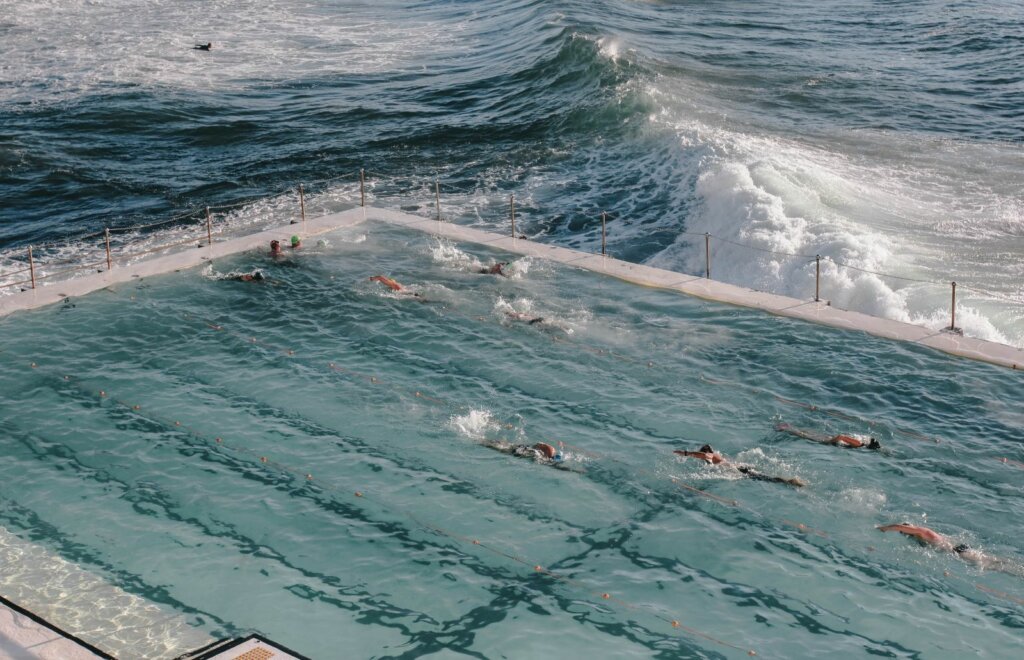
[{"left": 193, "top": 42, "right": 212, "bottom": 51}]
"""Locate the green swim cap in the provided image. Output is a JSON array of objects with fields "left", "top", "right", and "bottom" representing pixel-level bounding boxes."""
[{"left": 291, "top": 235, "right": 300, "bottom": 245}]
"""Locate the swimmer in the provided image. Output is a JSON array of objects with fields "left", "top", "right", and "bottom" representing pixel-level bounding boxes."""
[
  {"left": 479, "top": 261, "right": 509, "bottom": 276},
  {"left": 776, "top": 423, "right": 881, "bottom": 450},
  {"left": 369, "top": 275, "right": 424, "bottom": 299},
  {"left": 877, "top": 523, "right": 1023, "bottom": 575},
  {"left": 193, "top": 42, "right": 212, "bottom": 51},
  {"left": 504, "top": 311, "right": 545, "bottom": 325},
  {"left": 228, "top": 270, "right": 265, "bottom": 283},
  {"left": 674, "top": 444, "right": 806, "bottom": 487},
  {"left": 269, "top": 240, "right": 282, "bottom": 257},
  {"left": 481, "top": 439, "right": 571, "bottom": 470},
  {"left": 369, "top": 275, "right": 403, "bottom": 291},
  {"left": 290, "top": 235, "right": 302, "bottom": 249}
]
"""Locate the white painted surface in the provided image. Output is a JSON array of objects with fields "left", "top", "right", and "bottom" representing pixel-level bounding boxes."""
[
  {"left": 2, "top": 206, "right": 1021, "bottom": 371},
  {"left": 0, "top": 602, "right": 102, "bottom": 660},
  {"left": 0, "top": 526, "right": 212, "bottom": 660}
]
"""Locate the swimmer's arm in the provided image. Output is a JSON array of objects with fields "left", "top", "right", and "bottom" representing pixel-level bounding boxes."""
[
  {"left": 877, "top": 524, "right": 919, "bottom": 534},
  {"left": 777, "top": 424, "right": 828, "bottom": 443}
]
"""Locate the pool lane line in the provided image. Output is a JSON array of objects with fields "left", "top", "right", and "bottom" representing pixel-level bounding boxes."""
[
  {"left": 174, "top": 303, "right": 833, "bottom": 544},
  {"left": 179, "top": 306, "right": 793, "bottom": 526},
  {"left": 23, "top": 360, "right": 749, "bottom": 651},
  {"left": 975, "top": 584, "right": 1024, "bottom": 606},
  {"left": 699, "top": 374, "right": 942, "bottom": 444},
  {"left": 26, "top": 293, "right": 913, "bottom": 553},
  {"left": 126, "top": 291, "right": 1013, "bottom": 573},
  {"left": 22, "top": 359, "right": 1020, "bottom": 648},
  {"left": 30, "top": 367, "right": 757, "bottom": 656}
]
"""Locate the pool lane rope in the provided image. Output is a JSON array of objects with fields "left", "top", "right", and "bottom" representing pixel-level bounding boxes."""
[
  {"left": 699, "top": 374, "right": 942, "bottom": 444},
  {"left": 24, "top": 363, "right": 756, "bottom": 656},
  {"left": 178, "top": 307, "right": 850, "bottom": 543}
]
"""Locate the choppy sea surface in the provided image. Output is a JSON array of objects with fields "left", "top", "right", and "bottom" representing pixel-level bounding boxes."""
[
  {"left": 1, "top": 1, "right": 1023, "bottom": 657},
  {"left": 1, "top": 0, "right": 1022, "bottom": 344}
]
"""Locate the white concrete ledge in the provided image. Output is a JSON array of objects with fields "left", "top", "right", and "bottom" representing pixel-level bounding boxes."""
[
  {"left": 366, "top": 208, "right": 1024, "bottom": 372},
  {"left": 2, "top": 206, "right": 1021, "bottom": 372},
  {"left": 0, "top": 600, "right": 106, "bottom": 660}
]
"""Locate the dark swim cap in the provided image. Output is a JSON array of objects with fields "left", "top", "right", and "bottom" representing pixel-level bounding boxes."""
[
  {"left": 252, "top": 271, "right": 265, "bottom": 281},
  {"left": 953, "top": 543, "right": 971, "bottom": 554},
  {"left": 699, "top": 444, "right": 714, "bottom": 453}
]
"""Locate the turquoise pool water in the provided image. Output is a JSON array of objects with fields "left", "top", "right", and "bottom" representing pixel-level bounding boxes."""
[{"left": 1, "top": 222, "right": 1022, "bottom": 658}]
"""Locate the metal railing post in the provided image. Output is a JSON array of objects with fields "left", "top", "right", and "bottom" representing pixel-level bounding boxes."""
[
  {"left": 360, "top": 169, "right": 365, "bottom": 207},
  {"left": 950, "top": 281, "right": 957, "bottom": 330},
  {"left": 510, "top": 194, "right": 516, "bottom": 239},
  {"left": 105, "top": 228, "right": 113, "bottom": 270},
  {"left": 815, "top": 255, "right": 820, "bottom": 302},
  {"left": 704, "top": 233, "right": 710, "bottom": 279},
  {"left": 291, "top": 184, "right": 306, "bottom": 227},
  {"left": 205, "top": 207, "right": 213, "bottom": 247},
  {"left": 601, "top": 211, "right": 607, "bottom": 256},
  {"left": 435, "top": 180, "right": 441, "bottom": 222},
  {"left": 28, "top": 246, "right": 36, "bottom": 289}
]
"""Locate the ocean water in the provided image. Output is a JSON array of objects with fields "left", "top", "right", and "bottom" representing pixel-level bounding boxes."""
[
  {"left": 1, "top": 0, "right": 1022, "bottom": 344},
  {"left": 1, "top": 224, "right": 1023, "bottom": 658},
  {"left": 1, "top": 1, "right": 1023, "bottom": 657}
]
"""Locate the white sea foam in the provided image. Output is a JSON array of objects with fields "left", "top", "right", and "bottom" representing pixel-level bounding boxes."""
[
  {"left": 430, "top": 239, "right": 486, "bottom": 272},
  {"left": 449, "top": 409, "right": 500, "bottom": 440},
  {"left": 838, "top": 488, "right": 887, "bottom": 513},
  {"left": 639, "top": 89, "right": 1024, "bottom": 346}
]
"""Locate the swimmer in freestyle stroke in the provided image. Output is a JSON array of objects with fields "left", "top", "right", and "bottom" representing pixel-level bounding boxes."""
[
  {"left": 479, "top": 261, "right": 509, "bottom": 276},
  {"left": 194, "top": 42, "right": 212, "bottom": 51},
  {"left": 505, "top": 310, "right": 546, "bottom": 325},
  {"left": 776, "top": 423, "right": 882, "bottom": 450},
  {"left": 481, "top": 439, "right": 573, "bottom": 470},
  {"left": 877, "top": 523, "right": 1023, "bottom": 575},
  {"left": 369, "top": 275, "right": 424, "bottom": 299},
  {"left": 228, "top": 270, "right": 265, "bottom": 283},
  {"left": 674, "top": 444, "right": 806, "bottom": 487}
]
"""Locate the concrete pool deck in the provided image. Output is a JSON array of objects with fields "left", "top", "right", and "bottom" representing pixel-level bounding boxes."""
[
  {"left": 0, "top": 596, "right": 111, "bottom": 660},
  {"left": 1, "top": 206, "right": 1021, "bottom": 371}
]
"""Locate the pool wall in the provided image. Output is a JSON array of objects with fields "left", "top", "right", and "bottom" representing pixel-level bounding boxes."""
[{"left": 2, "top": 206, "right": 1021, "bottom": 371}]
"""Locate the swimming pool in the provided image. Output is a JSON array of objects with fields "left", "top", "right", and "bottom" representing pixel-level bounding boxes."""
[{"left": 1, "top": 222, "right": 1021, "bottom": 658}]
